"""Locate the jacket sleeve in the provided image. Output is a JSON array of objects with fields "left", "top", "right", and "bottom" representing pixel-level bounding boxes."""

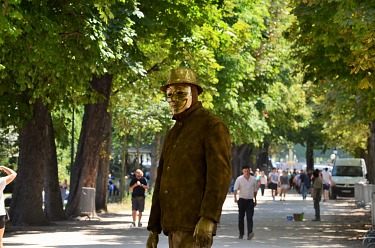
[{"left": 200, "top": 121, "right": 232, "bottom": 223}]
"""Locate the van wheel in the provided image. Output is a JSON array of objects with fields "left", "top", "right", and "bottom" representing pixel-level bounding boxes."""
[{"left": 329, "top": 192, "right": 336, "bottom": 200}]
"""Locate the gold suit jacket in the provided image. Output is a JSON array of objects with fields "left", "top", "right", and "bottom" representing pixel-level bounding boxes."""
[{"left": 147, "top": 102, "right": 232, "bottom": 235}]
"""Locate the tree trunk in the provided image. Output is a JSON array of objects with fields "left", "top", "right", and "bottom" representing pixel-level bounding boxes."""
[
  {"left": 231, "top": 143, "right": 253, "bottom": 179},
  {"left": 149, "top": 133, "right": 162, "bottom": 190},
  {"left": 136, "top": 131, "right": 140, "bottom": 168},
  {"left": 231, "top": 145, "right": 239, "bottom": 180},
  {"left": 368, "top": 120, "right": 375, "bottom": 184},
  {"left": 10, "top": 98, "right": 50, "bottom": 225},
  {"left": 257, "top": 142, "right": 270, "bottom": 171},
  {"left": 65, "top": 74, "right": 112, "bottom": 218},
  {"left": 95, "top": 111, "right": 112, "bottom": 212},
  {"left": 44, "top": 109, "right": 66, "bottom": 221},
  {"left": 120, "top": 128, "right": 127, "bottom": 199},
  {"left": 306, "top": 139, "right": 314, "bottom": 171}
]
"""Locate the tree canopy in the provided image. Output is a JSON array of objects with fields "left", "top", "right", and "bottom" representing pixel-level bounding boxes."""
[{"left": 2, "top": 0, "right": 373, "bottom": 224}]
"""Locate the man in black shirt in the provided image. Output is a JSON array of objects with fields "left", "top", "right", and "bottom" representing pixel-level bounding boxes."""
[{"left": 129, "top": 169, "right": 149, "bottom": 227}]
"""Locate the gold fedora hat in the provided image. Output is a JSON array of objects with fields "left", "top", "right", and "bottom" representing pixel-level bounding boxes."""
[{"left": 160, "top": 68, "right": 203, "bottom": 95}]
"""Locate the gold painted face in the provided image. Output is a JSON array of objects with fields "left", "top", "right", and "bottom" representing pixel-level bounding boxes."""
[{"left": 166, "top": 84, "right": 192, "bottom": 115}]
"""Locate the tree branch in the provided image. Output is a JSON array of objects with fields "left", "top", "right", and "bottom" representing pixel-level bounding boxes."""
[
  {"left": 2, "top": 0, "right": 8, "bottom": 16},
  {"left": 59, "top": 31, "right": 83, "bottom": 39}
]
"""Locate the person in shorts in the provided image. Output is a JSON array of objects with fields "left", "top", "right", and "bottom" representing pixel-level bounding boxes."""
[
  {"left": 322, "top": 167, "right": 332, "bottom": 202},
  {"left": 129, "top": 169, "right": 148, "bottom": 227},
  {"left": 268, "top": 167, "right": 278, "bottom": 200},
  {"left": 278, "top": 170, "right": 290, "bottom": 201}
]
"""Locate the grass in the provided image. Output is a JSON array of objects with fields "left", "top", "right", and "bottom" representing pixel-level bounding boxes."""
[
  {"left": 4, "top": 192, "right": 152, "bottom": 215},
  {"left": 106, "top": 193, "right": 153, "bottom": 213}
]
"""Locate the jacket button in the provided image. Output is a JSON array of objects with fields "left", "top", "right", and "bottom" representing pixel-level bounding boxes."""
[
  {"left": 164, "top": 190, "right": 168, "bottom": 194},
  {"left": 173, "top": 145, "right": 176, "bottom": 148},
  {"left": 167, "top": 167, "right": 170, "bottom": 170}
]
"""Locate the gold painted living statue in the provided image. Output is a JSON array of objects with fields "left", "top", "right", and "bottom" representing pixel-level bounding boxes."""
[{"left": 146, "top": 68, "right": 232, "bottom": 247}]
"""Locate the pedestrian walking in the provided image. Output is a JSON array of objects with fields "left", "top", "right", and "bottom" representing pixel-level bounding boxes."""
[
  {"left": 289, "top": 170, "right": 296, "bottom": 190},
  {"left": 59, "top": 179, "right": 69, "bottom": 205},
  {"left": 278, "top": 170, "right": 289, "bottom": 201},
  {"left": 300, "top": 170, "right": 308, "bottom": 200},
  {"left": 306, "top": 169, "right": 312, "bottom": 194},
  {"left": 322, "top": 167, "right": 332, "bottom": 201},
  {"left": 146, "top": 68, "right": 232, "bottom": 248},
  {"left": 233, "top": 165, "right": 257, "bottom": 240},
  {"left": 293, "top": 170, "right": 300, "bottom": 192},
  {"left": 129, "top": 169, "right": 148, "bottom": 227},
  {"left": 268, "top": 167, "right": 278, "bottom": 200},
  {"left": 312, "top": 169, "right": 323, "bottom": 221},
  {"left": 259, "top": 171, "right": 267, "bottom": 196}
]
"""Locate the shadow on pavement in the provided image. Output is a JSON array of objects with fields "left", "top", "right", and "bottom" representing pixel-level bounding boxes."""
[{"left": 4, "top": 189, "right": 372, "bottom": 247}]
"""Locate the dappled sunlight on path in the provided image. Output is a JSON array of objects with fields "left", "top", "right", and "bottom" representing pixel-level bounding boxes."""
[{"left": 4, "top": 188, "right": 370, "bottom": 247}]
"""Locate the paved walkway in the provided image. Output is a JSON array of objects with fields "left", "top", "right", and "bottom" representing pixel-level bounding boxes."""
[{"left": 4, "top": 189, "right": 371, "bottom": 247}]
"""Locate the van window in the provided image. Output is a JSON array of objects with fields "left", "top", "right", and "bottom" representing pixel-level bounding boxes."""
[{"left": 332, "top": 166, "right": 362, "bottom": 177}]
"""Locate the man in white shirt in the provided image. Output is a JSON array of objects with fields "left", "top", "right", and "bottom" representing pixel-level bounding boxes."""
[
  {"left": 234, "top": 166, "right": 257, "bottom": 240},
  {"left": 322, "top": 167, "right": 332, "bottom": 202}
]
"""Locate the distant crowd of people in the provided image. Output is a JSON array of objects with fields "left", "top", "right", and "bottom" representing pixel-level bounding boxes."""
[
  {"left": 230, "top": 165, "right": 332, "bottom": 239},
  {"left": 232, "top": 166, "right": 332, "bottom": 203}
]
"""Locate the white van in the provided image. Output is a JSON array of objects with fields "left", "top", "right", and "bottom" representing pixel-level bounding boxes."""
[
  {"left": 302, "top": 164, "right": 332, "bottom": 172},
  {"left": 329, "top": 158, "right": 368, "bottom": 199}
]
